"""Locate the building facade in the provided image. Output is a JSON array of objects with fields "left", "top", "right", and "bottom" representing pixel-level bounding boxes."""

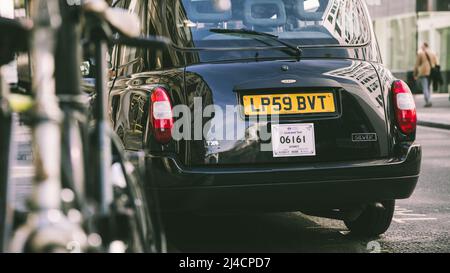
[{"left": 366, "top": 0, "right": 450, "bottom": 93}]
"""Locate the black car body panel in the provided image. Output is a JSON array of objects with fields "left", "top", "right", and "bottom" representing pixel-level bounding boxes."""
[
  {"left": 109, "top": 0, "right": 421, "bottom": 212},
  {"left": 184, "top": 59, "right": 389, "bottom": 166},
  {"left": 152, "top": 145, "right": 421, "bottom": 211}
]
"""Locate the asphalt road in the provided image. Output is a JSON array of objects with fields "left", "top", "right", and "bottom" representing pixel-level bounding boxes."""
[
  {"left": 10, "top": 123, "right": 450, "bottom": 253},
  {"left": 163, "top": 126, "right": 450, "bottom": 253}
]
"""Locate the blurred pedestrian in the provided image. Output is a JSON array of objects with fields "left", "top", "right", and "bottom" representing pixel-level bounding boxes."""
[{"left": 414, "top": 42, "right": 438, "bottom": 108}]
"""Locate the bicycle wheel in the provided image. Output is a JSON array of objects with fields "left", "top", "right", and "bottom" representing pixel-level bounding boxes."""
[{"left": 110, "top": 135, "right": 167, "bottom": 253}]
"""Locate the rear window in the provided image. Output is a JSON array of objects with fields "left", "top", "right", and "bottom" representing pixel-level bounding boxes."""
[{"left": 169, "top": 0, "right": 372, "bottom": 48}]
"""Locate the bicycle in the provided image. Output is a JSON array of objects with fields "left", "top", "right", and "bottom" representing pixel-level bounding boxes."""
[{"left": 1, "top": 0, "right": 168, "bottom": 253}]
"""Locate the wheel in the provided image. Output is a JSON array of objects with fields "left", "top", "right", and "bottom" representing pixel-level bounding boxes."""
[{"left": 344, "top": 200, "right": 395, "bottom": 237}]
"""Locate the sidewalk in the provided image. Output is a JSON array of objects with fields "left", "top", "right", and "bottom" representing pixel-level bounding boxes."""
[{"left": 415, "top": 93, "right": 450, "bottom": 130}]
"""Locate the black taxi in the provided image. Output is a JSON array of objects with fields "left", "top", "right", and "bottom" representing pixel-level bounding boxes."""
[{"left": 109, "top": 0, "right": 421, "bottom": 236}]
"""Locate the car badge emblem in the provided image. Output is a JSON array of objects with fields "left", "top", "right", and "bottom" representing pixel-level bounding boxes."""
[
  {"left": 352, "top": 133, "right": 378, "bottom": 142},
  {"left": 281, "top": 79, "right": 297, "bottom": 84}
]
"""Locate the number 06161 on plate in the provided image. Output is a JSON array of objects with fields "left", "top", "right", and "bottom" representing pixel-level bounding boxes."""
[{"left": 271, "top": 124, "right": 316, "bottom": 157}]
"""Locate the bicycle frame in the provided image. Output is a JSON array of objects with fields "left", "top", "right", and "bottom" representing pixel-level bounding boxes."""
[
  {"left": 2, "top": 0, "right": 169, "bottom": 253},
  {"left": 53, "top": 0, "right": 167, "bottom": 252},
  {"left": 6, "top": 0, "right": 90, "bottom": 253},
  {"left": 82, "top": 8, "right": 166, "bottom": 252},
  {"left": 91, "top": 22, "right": 114, "bottom": 216}
]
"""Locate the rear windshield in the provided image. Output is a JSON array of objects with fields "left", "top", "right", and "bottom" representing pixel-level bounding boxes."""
[{"left": 169, "top": 0, "right": 372, "bottom": 48}]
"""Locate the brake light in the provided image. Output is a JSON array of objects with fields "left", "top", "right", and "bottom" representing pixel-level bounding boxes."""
[
  {"left": 150, "top": 87, "right": 173, "bottom": 144},
  {"left": 392, "top": 80, "right": 417, "bottom": 135}
]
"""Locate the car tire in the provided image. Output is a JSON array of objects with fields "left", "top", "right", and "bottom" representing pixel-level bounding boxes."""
[{"left": 344, "top": 200, "right": 395, "bottom": 237}]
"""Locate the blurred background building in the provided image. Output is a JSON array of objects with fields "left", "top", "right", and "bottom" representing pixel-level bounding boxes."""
[{"left": 366, "top": 0, "right": 450, "bottom": 93}]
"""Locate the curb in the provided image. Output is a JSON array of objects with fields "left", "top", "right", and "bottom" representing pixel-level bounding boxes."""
[{"left": 418, "top": 121, "right": 450, "bottom": 130}]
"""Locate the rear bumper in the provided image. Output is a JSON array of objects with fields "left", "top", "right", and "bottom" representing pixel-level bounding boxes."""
[{"left": 144, "top": 144, "right": 421, "bottom": 212}]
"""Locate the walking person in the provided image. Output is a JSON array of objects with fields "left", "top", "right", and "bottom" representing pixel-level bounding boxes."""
[{"left": 414, "top": 42, "right": 438, "bottom": 107}]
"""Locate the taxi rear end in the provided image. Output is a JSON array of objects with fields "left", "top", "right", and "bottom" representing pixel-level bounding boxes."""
[
  {"left": 148, "top": 58, "right": 421, "bottom": 236},
  {"left": 152, "top": 59, "right": 421, "bottom": 212},
  {"left": 117, "top": 0, "right": 422, "bottom": 236}
]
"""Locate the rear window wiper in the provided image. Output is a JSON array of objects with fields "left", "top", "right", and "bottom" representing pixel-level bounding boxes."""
[{"left": 209, "top": 28, "right": 302, "bottom": 58}]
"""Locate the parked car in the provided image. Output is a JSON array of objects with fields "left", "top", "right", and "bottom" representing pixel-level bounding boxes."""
[{"left": 107, "top": 0, "right": 421, "bottom": 236}]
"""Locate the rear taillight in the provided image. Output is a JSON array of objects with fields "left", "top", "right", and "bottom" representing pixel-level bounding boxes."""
[
  {"left": 150, "top": 87, "right": 173, "bottom": 144},
  {"left": 392, "top": 80, "right": 417, "bottom": 135}
]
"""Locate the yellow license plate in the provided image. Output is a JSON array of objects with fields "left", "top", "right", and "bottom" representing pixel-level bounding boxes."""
[{"left": 243, "top": 93, "right": 336, "bottom": 115}]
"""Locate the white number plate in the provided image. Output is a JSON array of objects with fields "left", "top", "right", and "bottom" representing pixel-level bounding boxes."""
[{"left": 271, "top": 124, "right": 316, "bottom": 157}]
